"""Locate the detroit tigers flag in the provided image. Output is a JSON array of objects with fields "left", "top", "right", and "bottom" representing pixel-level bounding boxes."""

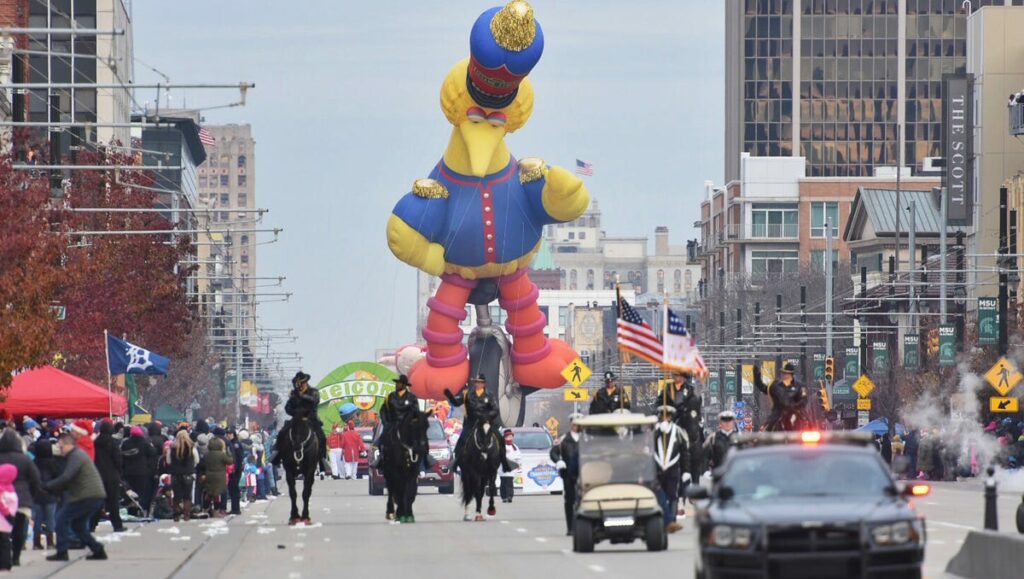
[{"left": 107, "top": 334, "right": 170, "bottom": 375}]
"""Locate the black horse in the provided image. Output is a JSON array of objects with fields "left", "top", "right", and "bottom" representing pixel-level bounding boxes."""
[
  {"left": 458, "top": 418, "right": 503, "bottom": 522},
  {"left": 379, "top": 408, "right": 431, "bottom": 523},
  {"left": 279, "top": 413, "right": 319, "bottom": 525}
]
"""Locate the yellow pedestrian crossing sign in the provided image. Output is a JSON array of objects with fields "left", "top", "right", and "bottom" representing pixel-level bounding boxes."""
[
  {"left": 852, "top": 375, "right": 875, "bottom": 398},
  {"left": 545, "top": 416, "right": 559, "bottom": 437},
  {"left": 561, "top": 358, "right": 592, "bottom": 387},
  {"left": 990, "top": 397, "right": 1019, "bottom": 413},
  {"left": 564, "top": 388, "right": 589, "bottom": 402},
  {"left": 985, "top": 357, "right": 1022, "bottom": 396}
]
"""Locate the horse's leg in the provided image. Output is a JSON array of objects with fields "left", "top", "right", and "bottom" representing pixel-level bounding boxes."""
[
  {"left": 487, "top": 472, "right": 497, "bottom": 517},
  {"left": 286, "top": 471, "right": 299, "bottom": 523},
  {"left": 301, "top": 467, "right": 313, "bottom": 522}
]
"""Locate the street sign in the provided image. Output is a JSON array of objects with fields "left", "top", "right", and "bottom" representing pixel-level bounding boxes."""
[
  {"left": 857, "top": 398, "right": 872, "bottom": 410},
  {"left": 989, "top": 397, "right": 1019, "bottom": 413},
  {"left": 857, "top": 411, "right": 870, "bottom": 428},
  {"left": 762, "top": 360, "right": 776, "bottom": 383},
  {"left": 560, "top": 358, "right": 592, "bottom": 387},
  {"left": 545, "top": 416, "right": 559, "bottom": 437},
  {"left": 985, "top": 357, "right": 1022, "bottom": 396},
  {"left": 938, "top": 324, "right": 957, "bottom": 366},
  {"left": 741, "top": 364, "right": 754, "bottom": 394},
  {"left": 49, "top": 305, "right": 66, "bottom": 321},
  {"left": 563, "top": 388, "right": 589, "bottom": 402},
  {"left": 813, "top": 353, "right": 825, "bottom": 380},
  {"left": 852, "top": 375, "right": 876, "bottom": 398}
]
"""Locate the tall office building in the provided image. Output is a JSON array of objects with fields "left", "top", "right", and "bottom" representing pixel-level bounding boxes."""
[{"left": 725, "top": 0, "right": 1007, "bottom": 181}]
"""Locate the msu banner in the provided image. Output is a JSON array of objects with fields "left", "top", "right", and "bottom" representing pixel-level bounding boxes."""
[
  {"left": 903, "top": 334, "right": 920, "bottom": 371},
  {"left": 939, "top": 324, "right": 957, "bottom": 366},
  {"left": 871, "top": 341, "right": 889, "bottom": 373},
  {"left": 978, "top": 297, "right": 998, "bottom": 345}
]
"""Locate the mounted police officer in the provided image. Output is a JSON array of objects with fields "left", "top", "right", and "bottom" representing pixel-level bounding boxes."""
[
  {"left": 703, "top": 410, "right": 738, "bottom": 473},
  {"left": 551, "top": 413, "right": 582, "bottom": 536},
  {"left": 658, "top": 370, "right": 704, "bottom": 482},
  {"left": 589, "top": 371, "right": 630, "bottom": 415},
  {"left": 271, "top": 372, "right": 329, "bottom": 473},
  {"left": 653, "top": 405, "right": 691, "bottom": 534},
  {"left": 753, "top": 361, "right": 811, "bottom": 432},
  {"left": 445, "top": 374, "right": 514, "bottom": 474},
  {"left": 373, "top": 374, "right": 432, "bottom": 470}
]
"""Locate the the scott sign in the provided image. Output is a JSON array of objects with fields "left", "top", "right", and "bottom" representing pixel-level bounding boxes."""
[
  {"left": 943, "top": 74, "right": 973, "bottom": 225},
  {"left": 318, "top": 380, "right": 395, "bottom": 405}
]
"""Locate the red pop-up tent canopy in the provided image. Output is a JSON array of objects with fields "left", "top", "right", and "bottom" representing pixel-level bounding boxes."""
[{"left": 1, "top": 366, "right": 127, "bottom": 418}]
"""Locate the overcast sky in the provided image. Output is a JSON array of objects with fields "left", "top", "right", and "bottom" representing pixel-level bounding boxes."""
[{"left": 132, "top": 1, "right": 724, "bottom": 381}]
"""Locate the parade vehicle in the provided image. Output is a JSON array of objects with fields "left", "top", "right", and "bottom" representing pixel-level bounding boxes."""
[
  {"left": 509, "top": 426, "right": 563, "bottom": 493},
  {"left": 368, "top": 417, "right": 455, "bottom": 496},
  {"left": 689, "top": 431, "right": 929, "bottom": 579},
  {"left": 571, "top": 413, "right": 666, "bottom": 553}
]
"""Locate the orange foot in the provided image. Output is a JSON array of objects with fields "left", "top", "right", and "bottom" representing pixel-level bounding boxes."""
[
  {"left": 511, "top": 339, "right": 579, "bottom": 389},
  {"left": 408, "top": 357, "right": 469, "bottom": 400}
]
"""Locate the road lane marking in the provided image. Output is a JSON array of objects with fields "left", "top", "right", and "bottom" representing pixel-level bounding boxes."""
[
  {"left": 930, "top": 521, "right": 975, "bottom": 531},
  {"left": 535, "top": 537, "right": 548, "bottom": 543},
  {"left": 588, "top": 564, "right": 605, "bottom": 573},
  {"left": 516, "top": 527, "right": 527, "bottom": 533}
]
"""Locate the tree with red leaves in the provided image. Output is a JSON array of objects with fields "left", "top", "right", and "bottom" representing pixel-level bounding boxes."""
[
  {"left": 55, "top": 149, "right": 196, "bottom": 385},
  {"left": 0, "top": 156, "right": 65, "bottom": 387}
]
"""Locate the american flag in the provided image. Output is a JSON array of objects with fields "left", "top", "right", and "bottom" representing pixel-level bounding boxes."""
[
  {"left": 575, "top": 159, "right": 593, "bottom": 176},
  {"left": 617, "top": 294, "right": 663, "bottom": 366},
  {"left": 198, "top": 127, "right": 216, "bottom": 148},
  {"left": 663, "top": 306, "right": 707, "bottom": 376}
]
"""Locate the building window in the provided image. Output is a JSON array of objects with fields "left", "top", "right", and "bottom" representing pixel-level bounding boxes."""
[
  {"left": 220, "top": 175, "right": 229, "bottom": 186},
  {"left": 238, "top": 155, "right": 247, "bottom": 168},
  {"left": 674, "top": 269, "right": 682, "bottom": 293},
  {"left": 238, "top": 193, "right": 248, "bottom": 206},
  {"left": 219, "top": 211, "right": 228, "bottom": 221},
  {"left": 684, "top": 269, "right": 693, "bottom": 291},
  {"left": 558, "top": 306, "right": 568, "bottom": 328},
  {"left": 568, "top": 232, "right": 575, "bottom": 240},
  {"left": 751, "top": 250, "right": 799, "bottom": 276},
  {"left": 811, "top": 202, "right": 840, "bottom": 238},
  {"left": 240, "top": 235, "right": 249, "bottom": 245},
  {"left": 569, "top": 270, "right": 578, "bottom": 290},
  {"left": 241, "top": 255, "right": 249, "bottom": 264},
  {"left": 751, "top": 203, "right": 798, "bottom": 238},
  {"left": 586, "top": 269, "right": 594, "bottom": 290},
  {"left": 810, "top": 250, "right": 840, "bottom": 273},
  {"left": 220, "top": 193, "right": 229, "bottom": 205},
  {"left": 657, "top": 269, "right": 665, "bottom": 294},
  {"left": 579, "top": 231, "right": 586, "bottom": 240},
  {"left": 238, "top": 175, "right": 247, "bottom": 187},
  {"left": 199, "top": 176, "right": 208, "bottom": 188}
]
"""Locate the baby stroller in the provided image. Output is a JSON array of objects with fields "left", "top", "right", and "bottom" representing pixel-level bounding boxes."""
[
  {"left": 120, "top": 480, "right": 149, "bottom": 521},
  {"left": 149, "top": 474, "right": 175, "bottom": 520}
]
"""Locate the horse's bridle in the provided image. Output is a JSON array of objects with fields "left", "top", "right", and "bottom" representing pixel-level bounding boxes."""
[{"left": 290, "top": 417, "right": 313, "bottom": 463}]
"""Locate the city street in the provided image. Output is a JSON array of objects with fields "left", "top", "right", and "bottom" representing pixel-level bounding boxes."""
[{"left": 12, "top": 478, "right": 1022, "bottom": 579}]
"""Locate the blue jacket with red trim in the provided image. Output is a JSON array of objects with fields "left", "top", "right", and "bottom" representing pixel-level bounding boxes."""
[{"left": 391, "top": 158, "right": 560, "bottom": 269}]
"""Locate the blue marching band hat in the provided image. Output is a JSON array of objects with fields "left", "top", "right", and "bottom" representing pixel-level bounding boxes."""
[{"left": 467, "top": 1, "right": 544, "bottom": 109}]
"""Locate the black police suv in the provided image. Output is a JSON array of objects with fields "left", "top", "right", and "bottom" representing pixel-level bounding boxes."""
[{"left": 690, "top": 431, "right": 928, "bottom": 579}]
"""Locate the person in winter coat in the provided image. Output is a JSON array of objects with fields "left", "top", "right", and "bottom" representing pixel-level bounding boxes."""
[
  {"left": 340, "top": 421, "right": 367, "bottom": 480},
  {"left": 658, "top": 371, "right": 704, "bottom": 481},
  {"left": 550, "top": 415, "right": 582, "bottom": 536},
  {"left": 0, "top": 464, "right": 19, "bottom": 570},
  {"left": 916, "top": 430, "right": 937, "bottom": 480},
  {"left": 653, "top": 406, "right": 691, "bottom": 534},
  {"left": 70, "top": 420, "right": 95, "bottom": 460},
  {"left": 499, "top": 429, "right": 522, "bottom": 503},
  {"left": 327, "top": 424, "right": 345, "bottom": 479},
  {"left": 91, "top": 421, "right": 124, "bottom": 532},
  {"left": 225, "top": 428, "right": 244, "bottom": 515},
  {"left": 121, "top": 426, "right": 156, "bottom": 513},
  {"left": 45, "top": 434, "right": 107, "bottom": 562},
  {"left": 0, "top": 428, "right": 40, "bottom": 566},
  {"left": 703, "top": 410, "right": 739, "bottom": 473},
  {"left": 753, "top": 362, "right": 811, "bottom": 432},
  {"left": 201, "top": 437, "right": 232, "bottom": 517},
  {"left": 31, "top": 439, "right": 59, "bottom": 551},
  {"left": 166, "top": 431, "right": 198, "bottom": 522},
  {"left": 589, "top": 372, "right": 630, "bottom": 414}
]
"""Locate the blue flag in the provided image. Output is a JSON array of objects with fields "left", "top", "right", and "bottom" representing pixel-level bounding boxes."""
[{"left": 107, "top": 335, "right": 170, "bottom": 375}]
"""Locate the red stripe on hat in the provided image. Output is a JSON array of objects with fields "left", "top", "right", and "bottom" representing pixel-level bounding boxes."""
[{"left": 468, "top": 56, "right": 526, "bottom": 98}]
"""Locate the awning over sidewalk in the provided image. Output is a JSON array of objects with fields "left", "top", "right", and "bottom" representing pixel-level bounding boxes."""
[{"left": 2, "top": 366, "right": 128, "bottom": 418}]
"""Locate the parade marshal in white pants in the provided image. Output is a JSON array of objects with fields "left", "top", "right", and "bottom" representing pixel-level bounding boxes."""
[{"left": 327, "top": 426, "right": 345, "bottom": 479}]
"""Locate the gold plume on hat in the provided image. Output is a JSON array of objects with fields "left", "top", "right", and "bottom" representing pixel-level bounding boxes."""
[{"left": 491, "top": 1, "right": 536, "bottom": 52}]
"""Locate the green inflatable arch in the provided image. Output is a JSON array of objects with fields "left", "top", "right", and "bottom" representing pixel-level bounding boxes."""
[{"left": 314, "top": 361, "right": 397, "bottom": 434}]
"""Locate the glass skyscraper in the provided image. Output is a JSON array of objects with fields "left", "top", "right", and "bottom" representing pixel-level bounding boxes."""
[{"left": 725, "top": 0, "right": 1008, "bottom": 180}]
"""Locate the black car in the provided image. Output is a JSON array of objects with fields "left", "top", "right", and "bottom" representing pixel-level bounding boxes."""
[{"left": 690, "top": 431, "right": 929, "bottom": 579}]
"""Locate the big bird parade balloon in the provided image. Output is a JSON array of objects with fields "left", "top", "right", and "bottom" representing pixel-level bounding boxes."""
[{"left": 387, "top": 1, "right": 589, "bottom": 400}]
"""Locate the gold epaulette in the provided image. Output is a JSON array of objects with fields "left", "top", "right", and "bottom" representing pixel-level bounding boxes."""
[
  {"left": 412, "top": 178, "right": 448, "bottom": 199},
  {"left": 518, "top": 157, "right": 546, "bottom": 184}
]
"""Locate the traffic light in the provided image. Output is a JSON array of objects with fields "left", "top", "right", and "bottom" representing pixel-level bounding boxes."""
[
  {"left": 819, "top": 383, "right": 831, "bottom": 412},
  {"left": 927, "top": 328, "right": 940, "bottom": 356},
  {"left": 824, "top": 356, "right": 835, "bottom": 382}
]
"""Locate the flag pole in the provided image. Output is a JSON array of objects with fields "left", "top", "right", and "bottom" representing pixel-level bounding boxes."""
[
  {"left": 104, "top": 329, "right": 113, "bottom": 419},
  {"left": 615, "top": 276, "right": 625, "bottom": 410}
]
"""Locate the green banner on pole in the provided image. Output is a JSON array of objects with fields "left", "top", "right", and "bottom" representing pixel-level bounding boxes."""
[
  {"left": 903, "top": 334, "right": 920, "bottom": 370},
  {"left": 225, "top": 373, "right": 238, "bottom": 396},
  {"left": 939, "top": 323, "right": 957, "bottom": 366},
  {"left": 844, "top": 347, "right": 859, "bottom": 378},
  {"left": 871, "top": 341, "right": 889, "bottom": 373},
  {"left": 978, "top": 297, "right": 998, "bottom": 345},
  {"left": 126, "top": 374, "right": 138, "bottom": 420},
  {"left": 708, "top": 370, "right": 720, "bottom": 397},
  {"left": 812, "top": 353, "right": 825, "bottom": 380},
  {"left": 724, "top": 371, "right": 737, "bottom": 395}
]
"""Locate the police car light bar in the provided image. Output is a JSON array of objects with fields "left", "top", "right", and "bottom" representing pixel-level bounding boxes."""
[{"left": 734, "top": 431, "right": 875, "bottom": 448}]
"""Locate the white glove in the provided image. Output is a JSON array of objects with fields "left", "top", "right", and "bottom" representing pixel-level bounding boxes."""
[
  {"left": 556, "top": 460, "right": 567, "bottom": 470},
  {"left": 419, "top": 471, "right": 426, "bottom": 478},
  {"left": 682, "top": 472, "right": 692, "bottom": 484},
  {"left": 702, "top": 470, "right": 711, "bottom": 480}
]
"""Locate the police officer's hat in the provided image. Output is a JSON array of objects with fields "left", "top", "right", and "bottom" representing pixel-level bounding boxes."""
[
  {"left": 719, "top": 410, "right": 736, "bottom": 421},
  {"left": 394, "top": 374, "right": 411, "bottom": 387},
  {"left": 292, "top": 371, "right": 311, "bottom": 386},
  {"left": 603, "top": 371, "right": 616, "bottom": 383},
  {"left": 656, "top": 405, "right": 677, "bottom": 416},
  {"left": 473, "top": 373, "right": 487, "bottom": 383},
  {"left": 569, "top": 412, "right": 584, "bottom": 423},
  {"left": 780, "top": 362, "right": 797, "bottom": 374}
]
